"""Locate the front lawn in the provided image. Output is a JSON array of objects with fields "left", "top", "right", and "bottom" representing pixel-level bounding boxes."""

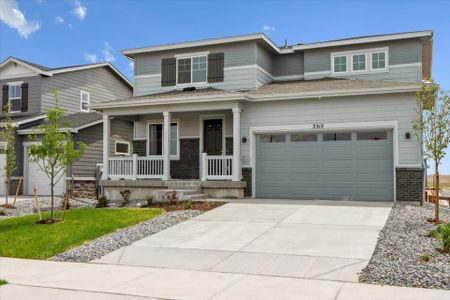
[{"left": 0, "top": 208, "right": 163, "bottom": 259}]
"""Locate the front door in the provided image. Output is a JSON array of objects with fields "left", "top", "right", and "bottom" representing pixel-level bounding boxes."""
[{"left": 204, "top": 119, "right": 223, "bottom": 155}]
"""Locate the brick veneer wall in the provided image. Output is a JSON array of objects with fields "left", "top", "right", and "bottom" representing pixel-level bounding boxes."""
[
  {"left": 225, "top": 137, "right": 233, "bottom": 155},
  {"left": 396, "top": 167, "right": 424, "bottom": 202},
  {"left": 132, "top": 140, "right": 146, "bottom": 156},
  {"left": 242, "top": 167, "right": 252, "bottom": 197},
  {"left": 171, "top": 138, "right": 200, "bottom": 179}
]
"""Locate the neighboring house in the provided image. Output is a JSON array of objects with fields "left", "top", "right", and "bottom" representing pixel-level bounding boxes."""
[
  {"left": 0, "top": 57, "right": 133, "bottom": 197},
  {"left": 92, "top": 30, "right": 433, "bottom": 202}
]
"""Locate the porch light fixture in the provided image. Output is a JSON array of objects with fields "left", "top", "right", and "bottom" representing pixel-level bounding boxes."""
[{"left": 242, "top": 137, "right": 247, "bottom": 143}]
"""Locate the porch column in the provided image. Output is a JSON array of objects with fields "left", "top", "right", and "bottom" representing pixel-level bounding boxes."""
[
  {"left": 232, "top": 107, "right": 241, "bottom": 181},
  {"left": 102, "top": 114, "right": 110, "bottom": 180},
  {"left": 163, "top": 111, "right": 171, "bottom": 180}
]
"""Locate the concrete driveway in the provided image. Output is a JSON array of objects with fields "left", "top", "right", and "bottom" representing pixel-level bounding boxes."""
[{"left": 96, "top": 200, "right": 392, "bottom": 282}]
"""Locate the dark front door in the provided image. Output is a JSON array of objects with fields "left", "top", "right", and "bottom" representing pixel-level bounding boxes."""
[{"left": 204, "top": 119, "right": 223, "bottom": 155}]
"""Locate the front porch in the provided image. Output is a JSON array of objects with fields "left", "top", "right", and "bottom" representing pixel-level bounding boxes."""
[{"left": 100, "top": 100, "right": 247, "bottom": 200}]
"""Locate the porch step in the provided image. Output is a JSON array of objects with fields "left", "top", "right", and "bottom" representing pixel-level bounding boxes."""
[
  {"left": 166, "top": 181, "right": 201, "bottom": 189},
  {"left": 182, "top": 194, "right": 207, "bottom": 201},
  {"left": 152, "top": 188, "right": 204, "bottom": 202}
]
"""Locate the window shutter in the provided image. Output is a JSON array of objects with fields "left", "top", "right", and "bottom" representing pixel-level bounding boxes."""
[
  {"left": 21, "top": 83, "right": 28, "bottom": 112},
  {"left": 208, "top": 53, "right": 224, "bottom": 83},
  {"left": 2, "top": 85, "right": 8, "bottom": 112},
  {"left": 161, "top": 58, "right": 176, "bottom": 86}
]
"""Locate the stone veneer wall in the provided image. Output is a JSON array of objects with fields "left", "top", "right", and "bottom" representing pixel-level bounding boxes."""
[
  {"left": 396, "top": 167, "right": 424, "bottom": 202},
  {"left": 242, "top": 167, "right": 252, "bottom": 197},
  {"left": 71, "top": 180, "right": 97, "bottom": 199},
  {"left": 171, "top": 138, "right": 200, "bottom": 179}
]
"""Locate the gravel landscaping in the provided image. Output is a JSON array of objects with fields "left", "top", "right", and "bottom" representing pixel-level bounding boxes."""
[
  {"left": 359, "top": 202, "right": 450, "bottom": 290},
  {"left": 50, "top": 210, "right": 201, "bottom": 263}
]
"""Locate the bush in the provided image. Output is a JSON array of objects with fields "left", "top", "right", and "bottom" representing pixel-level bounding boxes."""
[
  {"left": 119, "top": 190, "right": 131, "bottom": 207},
  {"left": 145, "top": 196, "right": 153, "bottom": 207},
  {"left": 0, "top": 209, "right": 6, "bottom": 216},
  {"left": 97, "top": 195, "right": 109, "bottom": 208},
  {"left": 429, "top": 223, "right": 450, "bottom": 252},
  {"left": 184, "top": 200, "right": 192, "bottom": 209},
  {"left": 420, "top": 253, "right": 430, "bottom": 262}
]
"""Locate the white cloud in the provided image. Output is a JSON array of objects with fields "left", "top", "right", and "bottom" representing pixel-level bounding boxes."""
[
  {"left": 128, "top": 61, "right": 134, "bottom": 76},
  {"left": 84, "top": 53, "right": 98, "bottom": 63},
  {"left": 102, "top": 41, "right": 115, "bottom": 62},
  {"left": 0, "top": 0, "right": 40, "bottom": 38},
  {"left": 73, "top": 0, "right": 87, "bottom": 21},
  {"left": 263, "top": 25, "right": 276, "bottom": 32},
  {"left": 55, "top": 16, "right": 64, "bottom": 24}
]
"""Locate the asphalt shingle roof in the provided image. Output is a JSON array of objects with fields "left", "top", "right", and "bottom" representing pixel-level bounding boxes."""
[{"left": 58, "top": 112, "right": 103, "bottom": 128}]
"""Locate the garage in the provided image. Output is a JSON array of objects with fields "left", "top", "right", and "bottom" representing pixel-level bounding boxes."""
[
  {"left": 24, "top": 145, "right": 65, "bottom": 196},
  {"left": 255, "top": 130, "right": 393, "bottom": 201}
]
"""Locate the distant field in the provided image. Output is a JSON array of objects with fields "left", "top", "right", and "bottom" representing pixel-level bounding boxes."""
[{"left": 427, "top": 175, "right": 450, "bottom": 189}]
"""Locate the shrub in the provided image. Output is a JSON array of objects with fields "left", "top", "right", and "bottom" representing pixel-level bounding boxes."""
[
  {"left": 97, "top": 195, "right": 109, "bottom": 208},
  {"left": 145, "top": 196, "right": 153, "bottom": 207},
  {"left": 184, "top": 200, "right": 192, "bottom": 209},
  {"left": 0, "top": 279, "right": 7, "bottom": 286},
  {"left": 0, "top": 209, "right": 6, "bottom": 216},
  {"left": 429, "top": 223, "right": 450, "bottom": 252},
  {"left": 420, "top": 253, "right": 430, "bottom": 262},
  {"left": 119, "top": 190, "right": 131, "bottom": 207}
]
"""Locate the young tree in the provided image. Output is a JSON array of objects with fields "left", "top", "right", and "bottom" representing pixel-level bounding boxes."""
[
  {"left": 0, "top": 103, "right": 17, "bottom": 207},
  {"left": 29, "top": 90, "right": 86, "bottom": 221},
  {"left": 412, "top": 79, "right": 450, "bottom": 224}
]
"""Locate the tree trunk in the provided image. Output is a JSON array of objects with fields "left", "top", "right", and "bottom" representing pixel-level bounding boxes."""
[
  {"left": 435, "top": 162, "right": 440, "bottom": 224},
  {"left": 50, "top": 173, "right": 54, "bottom": 220}
]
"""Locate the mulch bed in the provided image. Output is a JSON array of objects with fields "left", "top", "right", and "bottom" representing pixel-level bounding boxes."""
[{"left": 148, "top": 201, "right": 226, "bottom": 212}]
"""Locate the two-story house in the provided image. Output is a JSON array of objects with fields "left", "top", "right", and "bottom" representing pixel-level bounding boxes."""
[
  {"left": 92, "top": 30, "right": 433, "bottom": 202},
  {"left": 0, "top": 57, "right": 134, "bottom": 198}
]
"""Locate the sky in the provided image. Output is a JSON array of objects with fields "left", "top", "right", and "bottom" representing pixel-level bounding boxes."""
[{"left": 0, "top": 0, "right": 449, "bottom": 174}]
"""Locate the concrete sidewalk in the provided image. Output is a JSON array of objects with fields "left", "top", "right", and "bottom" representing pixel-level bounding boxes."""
[{"left": 0, "top": 257, "right": 449, "bottom": 300}]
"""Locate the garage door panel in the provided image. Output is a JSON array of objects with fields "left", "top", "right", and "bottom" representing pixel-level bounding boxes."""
[{"left": 256, "top": 131, "right": 393, "bottom": 201}]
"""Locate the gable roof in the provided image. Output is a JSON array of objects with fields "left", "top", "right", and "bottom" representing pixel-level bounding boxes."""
[
  {"left": 0, "top": 56, "right": 133, "bottom": 88},
  {"left": 91, "top": 78, "right": 420, "bottom": 110}
]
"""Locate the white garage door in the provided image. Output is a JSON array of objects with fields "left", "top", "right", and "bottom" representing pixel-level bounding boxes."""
[
  {"left": 0, "top": 153, "right": 6, "bottom": 196},
  {"left": 255, "top": 130, "right": 394, "bottom": 201},
  {"left": 25, "top": 147, "right": 65, "bottom": 196}
]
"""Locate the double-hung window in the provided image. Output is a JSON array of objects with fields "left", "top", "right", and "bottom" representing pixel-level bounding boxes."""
[
  {"left": 372, "top": 52, "right": 386, "bottom": 70},
  {"left": 148, "top": 123, "right": 179, "bottom": 158},
  {"left": 80, "top": 91, "right": 90, "bottom": 112},
  {"left": 333, "top": 56, "right": 347, "bottom": 73},
  {"left": 177, "top": 55, "right": 207, "bottom": 85},
  {"left": 8, "top": 84, "right": 22, "bottom": 112},
  {"left": 352, "top": 54, "right": 366, "bottom": 71}
]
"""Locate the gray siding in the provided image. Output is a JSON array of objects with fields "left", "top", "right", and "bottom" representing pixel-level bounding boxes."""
[
  {"left": 256, "top": 44, "right": 273, "bottom": 74},
  {"left": 72, "top": 118, "right": 133, "bottom": 178},
  {"left": 273, "top": 53, "right": 304, "bottom": 77},
  {"left": 0, "top": 76, "right": 42, "bottom": 117},
  {"left": 41, "top": 67, "right": 132, "bottom": 114},
  {"left": 304, "top": 39, "right": 422, "bottom": 82},
  {"left": 241, "top": 93, "right": 421, "bottom": 166}
]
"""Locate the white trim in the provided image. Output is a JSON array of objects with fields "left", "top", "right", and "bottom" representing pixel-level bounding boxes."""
[
  {"left": 199, "top": 114, "right": 226, "bottom": 156},
  {"left": 6, "top": 81, "right": 23, "bottom": 85},
  {"left": 74, "top": 119, "right": 103, "bottom": 131},
  {"left": 146, "top": 121, "right": 180, "bottom": 160},
  {"left": 114, "top": 140, "right": 131, "bottom": 156},
  {"left": 0, "top": 57, "right": 52, "bottom": 77},
  {"left": 67, "top": 176, "right": 96, "bottom": 181},
  {"left": 331, "top": 55, "right": 349, "bottom": 74},
  {"left": 331, "top": 47, "right": 389, "bottom": 76},
  {"left": 176, "top": 55, "right": 208, "bottom": 86},
  {"left": 16, "top": 119, "right": 103, "bottom": 134},
  {"left": 7, "top": 82, "right": 22, "bottom": 113},
  {"left": 350, "top": 53, "right": 368, "bottom": 72},
  {"left": 248, "top": 120, "right": 399, "bottom": 201},
  {"left": 389, "top": 62, "right": 421, "bottom": 69},
  {"left": 273, "top": 74, "right": 304, "bottom": 81},
  {"left": 225, "top": 64, "right": 305, "bottom": 82},
  {"left": 174, "top": 51, "right": 210, "bottom": 58},
  {"left": 304, "top": 70, "right": 331, "bottom": 77},
  {"left": 134, "top": 73, "right": 161, "bottom": 79},
  {"left": 180, "top": 136, "right": 200, "bottom": 139},
  {"left": 14, "top": 114, "right": 46, "bottom": 126},
  {"left": 369, "top": 50, "right": 388, "bottom": 72},
  {"left": 80, "top": 90, "right": 90, "bottom": 112},
  {"left": 292, "top": 31, "right": 432, "bottom": 51},
  {"left": 123, "top": 33, "right": 281, "bottom": 56}
]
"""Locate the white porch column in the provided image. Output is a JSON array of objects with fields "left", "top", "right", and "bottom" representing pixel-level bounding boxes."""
[
  {"left": 102, "top": 114, "right": 110, "bottom": 180},
  {"left": 232, "top": 107, "right": 241, "bottom": 181},
  {"left": 162, "top": 111, "right": 171, "bottom": 180}
]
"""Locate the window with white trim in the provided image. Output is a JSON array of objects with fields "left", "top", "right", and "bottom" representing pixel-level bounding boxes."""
[
  {"left": 372, "top": 52, "right": 386, "bottom": 70},
  {"left": 148, "top": 123, "right": 179, "bottom": 157},
  {"left": 177, "top": 55, "right": 207, "bottom": 85},
  {"left": 8, "top": 84, "right": 22, "bottom": 112},
  {"left": 333, "top": 56, "right": 347, "bottom": 73},
  {"left": 352, "top": 54, "right": 366, "bottom": 71},
  {"left": 115, "top": 141, "right": 130, "bottom": 155},
  {"left": 80, "top": 91, "right": 90, "bottom": 112}
]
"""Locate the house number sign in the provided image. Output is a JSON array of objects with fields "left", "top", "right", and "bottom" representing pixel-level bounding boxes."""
[{"left": 312, "top": 123, "right": 324, "bottom": 129}]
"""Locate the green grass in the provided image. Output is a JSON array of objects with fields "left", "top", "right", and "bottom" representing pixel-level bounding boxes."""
[
  {"left": 0, "top": 279, "right": 7, "bottom": 286},
  {"left": 0, "top": 208, "right": 163, "bottom": 259}
]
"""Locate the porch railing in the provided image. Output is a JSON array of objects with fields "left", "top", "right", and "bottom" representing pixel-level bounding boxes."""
[
  {"left": 108, "top": 155, "right": 164, "bottom": 180},
  {"left": 200, "top": 153, "right": 233, "bottom": 181}
]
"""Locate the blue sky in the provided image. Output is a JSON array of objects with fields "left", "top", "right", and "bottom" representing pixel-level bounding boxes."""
[{"left": 0, "top": 0, "right": 449, "bottom": 174}]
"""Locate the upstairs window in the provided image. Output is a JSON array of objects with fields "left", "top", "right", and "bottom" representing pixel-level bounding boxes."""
[
  {"left": 352, "top": 54, "right": 366, "bottom": 71},
  {"left": 177, "top": 55, "right": 207, "bottom": 85},
  {"left": 80, "top": 91, "right": 90, "bottom": 112},
  {"left": 8, "top": 84, "right": 21, "bottom": 112},
  {"left": 372, "top": 52, "right": 386, "bottom": 70},
  {"left": 333, "top": 56, "right": 347, "bottom": 73}
]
